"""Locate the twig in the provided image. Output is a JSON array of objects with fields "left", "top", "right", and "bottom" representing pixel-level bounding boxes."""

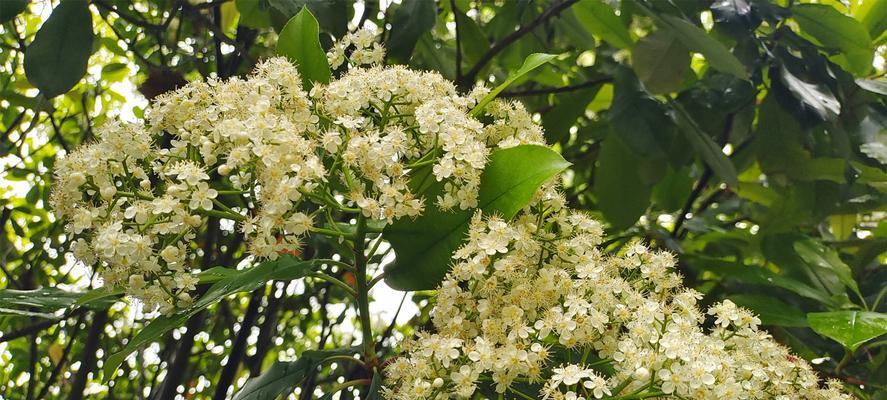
[
  {"left": 456, "top": 0, "right": 579, "bottom": 88},
  {"left": 502, "top": 77, "right": 611, "bottom": 97},
  {"left": 67, "top": 310, "right": 109, "bottom": 400},
  {"left": 212, "top": 288, "right": 265, "bottom": 400}
]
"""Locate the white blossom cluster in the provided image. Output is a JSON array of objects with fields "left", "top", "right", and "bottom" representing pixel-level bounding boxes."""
[
  {"left": 384, "top": 198, "right": 852, "bottom": 399},
  {"left": 326, "top": 28, "right": 386, "bottom": 69},
  {"left": 53, "top": 48, "right": 543, "bottom": 312}
]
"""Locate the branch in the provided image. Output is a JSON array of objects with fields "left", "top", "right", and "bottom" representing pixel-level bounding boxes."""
[
  {"left": 456, "top": 0, "right": 579, "bottom": 88},
  {"left": 502, "top": 77, "right": 611, "bottom": 97},
  {"left": 0, "top": 308, "right": 88, "bottom": 343},
  {"left": 92, "top": 0, "right": 165, "bottom": 31},
  {"left": 67, "top": 310, "right": 109, "bottom": 400},
  {"left": 212, "top": 288, "right": 264, "bottom": 400}
]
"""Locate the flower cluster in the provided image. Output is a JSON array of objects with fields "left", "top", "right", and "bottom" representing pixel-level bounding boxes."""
[
  {"left": 53, "top": 42, "right": 543, "bottom": 312},
  {"left": 383, "top": 199, "right": 851, "bottom": 399},
  {"left": 326, "top": 28, "right": 386, "bottom": 69}
]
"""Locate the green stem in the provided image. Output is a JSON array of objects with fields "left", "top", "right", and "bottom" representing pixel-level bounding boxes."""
[
  {"left": 354, "top": 215, "right": 376, "bottom": 364},
  {"left": 308, "top": 272, "right": 357, "bottom": 299},
  {"left": 325, "top": 379, "right": 371, "bottom": 397},
  {"left": 835, "top": 348, "right": 854, "bottom": 375}
]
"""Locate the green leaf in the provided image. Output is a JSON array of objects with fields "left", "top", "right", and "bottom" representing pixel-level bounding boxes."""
[
  {"left": 777, "top": 66, "right": 841, "bottom": 121},
  {"left": 236, "top": 0, "right": 272, "bottom": 28},
  {"left": 104, "top": 257, "right": 317, "bottom": 378},
  {"left": 0, "top": 0, "right": 28, "bottom": 24},
  {"left": 542, "top": 85, "right": 600, "bottom": 143},
  {"left": 74, "top": 287, "right": 123, "bottom": 308},
  {"left": 0, "top": 288, "right": 80, "bottom": 317},
  {"left": 470, "top": 53, "right": 559, "bottom": 116},
  {"left": 652, "top": 167, "right": 693, "bottom": 212},
  {"left": 23, "top": 0, "right": 94, "bottom": 98},
  {"left": 793, "top": 239, "right": 861, "bottom": 299},
  {"left": 276, "top": 7, "right": 331, "bottom": 88},
  {"left": 671, "top": 102, "right": 739, "bottom": 187},
  {"left": 366, "top": 370, "right": 384, "bottom": 400},
  {"left": 632, "top": 30, "right": 690, "bottom": 94},
  {"left": 657, "top": 14, "right": 747, "bottom": 79},
  {"left": 234, "top": 348, "right": 358, "bottom": 400},
  {"left": 729, "top": 294, "right": 809, "bottom": 327},
  {"left": 384, "top": 145, "right": 570, "bottom": 290},
  {"left": 856, "top": 78, "right": 887, "bottom": 95},
  {"left": 808, "top": 311, "right": 887, "bottom": 351},
  {"left": 573, "top": 0, "right": 633, "bottom": 49},
  {"left": 268, "top": 0, "right": 349, "bottom": 36},
  {"left": 854, "top": 0, "right": 887, "bottom": 39},
  {"left": 593, "top": 136, "right": 652, "bottom": 229},
  {"left": 387, "top": 0, "right": 437, "bottom": 63},
  {"left": 793, "top": 3, "right": 873, "bottom": 75}
]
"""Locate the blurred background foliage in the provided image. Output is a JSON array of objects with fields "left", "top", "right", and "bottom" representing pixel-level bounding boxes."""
[{"left": 0, "top": 0, "right": 885, "bottom": 398}]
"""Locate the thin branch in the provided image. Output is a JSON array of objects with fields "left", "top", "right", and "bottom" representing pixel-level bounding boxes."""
[
  {"left": 502, "top": 77, "right": 612, "bottom": 97},
  {"left": 212, "top": 288, "right": 264, "bottom": 400},
  {"left": 67, "top": 310, "right": 109, "bottom": 400},
  {"left": 457, "top": 0, "right": 579, "bottom": 88},
  {"left": 92, "top": 0, "right": 165, "bottom": 31}
]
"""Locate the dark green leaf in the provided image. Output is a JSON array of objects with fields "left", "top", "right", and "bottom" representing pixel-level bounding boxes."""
[
  {"left": 104, "top": 257, "right": 317, "bottom": 378},
  {"left": 276, "top": 7, "right": 331, "bottom": 88},
  {"left": 0, "top": 288, "right": 79, "bottom": 316},
  {"left": 234, "top": 348, "right": 358, "bottom": 400},
  {"left": 573, "top": 0, "right": 633, "bottom": 49},
  {"left": 729, "top": 294, "right": 809, "bottom": 327},
  {"left": 23, "top": 0, "right": 94, "bottom": 97},
  {"left": 384, "top": 145, "right": 570, "bottom": 290},
  {"left": 777, "top": 66, "right": 841, "bottom": 121},
  {"left": 593, "top": 136, "right": 652, "bottom": 229},
  {"left": 793, "top": 239, "right": 861, "bottom": 299},
  {"left": 856, "top": 78, "right": 887, "bottom": 96},
  {"left": 387, "top": 0, "right": 437, "bottom": 63},
  {"left": 671, "top": 102, "right": 739, "bottom": 187},
  {"left": 366, "top": 370, "right": 384, "bottom": 400},
  {"left": 657, "top": 14, "right": 747, "bottom": 79},
  {"left": 236, "top": 0, "right": 272, "bottom": 28},
  {"left": 632, "top": 30, "right": 690, "bottom": 94},
  {"left": 269, "top": 0, "right": 348, "bottom": 36},
  {"left": 0, "top": 0, "right": 28, "bottom": 24},
  {"left": 793, "top": 4, "right": 873, "bottom": 75},
  {"left": 710, "top": 0, "right": 760, "bottom": 35},
  {"left": 470, "top": 53, "right": 558, "bottom": 116},
  {"left": 607, "top": 68, "right": 673, "bottom": 158},
  {"left": 808, "top": 311, "right": 887, "bottom": 351},
  {"left": 652, "top": 167, "right": 693, "bottom": 211},
  {"left": 542, "top": 86, "right": 599, "bottom": 143}
]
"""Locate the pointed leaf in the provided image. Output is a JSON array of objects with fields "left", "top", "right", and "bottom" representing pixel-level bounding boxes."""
[
  {"left": 593, "top": 136, "right": 652, "bottom": 229},
  {"left": 104, "top": 257, "right": 317, "bottom": 378},
  {"left": 573, "top": 0, "right": 633, "bottom": 49},
  {"left": 729, "top": 294, "right": 809, "bottom": 327},
  {"left": 632, "top": 30, "right": 690, "bottom": 94},
  {"left": 384, "top": 145, "right": 570, "bottom": 290},
  {"left": 671, "top": 102, "right": 739, "bottom": 187},
  {"left": 387, "top": 0, "right": 437, "bottom": 63},
  {"left": 0, "top": 0, "right": 28, "bottom": 24},
  {"left": 234, "top": 348, "right": 358, "bottom": 400},
  {"left": 657, "top": 15, "right": 747, "bottom": 79},
  {"left": 793, "top": 239, "right": 860, "bottom": 298},
  {"left": 470, "top": 53, "right": 559, "bottom": 116},
  {"left": 23, "top": 0, "right": 94, "bottom": 97},
  {"left": 793, "top": 4, "right": 873, "bottom": 75},
  {"left": 808, "top": 311, "right": 887, "bottom": 351},
  {"left": 276, "top": 7, "right": 331, "bottom": 88}
]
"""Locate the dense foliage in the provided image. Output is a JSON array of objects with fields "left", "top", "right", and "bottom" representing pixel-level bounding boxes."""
[{"left": 0, "top": 0, "right": 885, "bottom": 399}]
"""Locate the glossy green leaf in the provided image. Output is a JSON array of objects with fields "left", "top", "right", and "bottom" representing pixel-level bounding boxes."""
[
  {"left": 729, "top": 294, "right": 809, "bottom": 327},
  {"left": 233, "top": 348, "right": 357, "bottom": 400},
  {"left": 671, "top": 102, "right": 739, "bottom": 187},
  {"left": 793, "top": 239, "right": 861, "bottom": 298},
  {"left": 0, "top": 0, "right": 28, "bottom": 24},
  {"left": 23, "top": 0, "right": 94, "bottom": 97},
  {"left": 384, "top": 145, "right": 570, "bottom": 290},
  {"left": 856, "top": 78, "right": 887, "bottom": 96},
  {"left": 593, "top": 136, "right": 652, "bottom": 229},
  {"left": 0, "top": 288, "right": 80, "bottom": 316},
  {"left": 808, "top": 311, "right": 887, "bottom": 351},
  {"left": 573, "top": 0, "right": 633, "bottom": 49},
  {"left": 793, "top": 4, "right": 873, "bottom": 75},
  {"left": 276, "top": 7, "right": 331, "bottom": 88},
  {"left": 657, "top": 14, "right": 747, "bottom": 79},
  {"left": 387, "top": 0, "right": 437, "bottom": 63},
  {"left": 236, "top": 0, "right": 272, "bottom": 28},
  {"left": 608, "top": 69, "right": 673, "bottom": 158},
  {"left": 778, "top": 66, "right": 841, "bottom": 121},
  {"left": 470, "top": 53, "right": 559, "bottom": 116},
  {"left": 632, "top": 30, "right": 690, "bottom": 94},
  {"left": 104, "top": 257, "right": 317, "bottom": 378}
]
